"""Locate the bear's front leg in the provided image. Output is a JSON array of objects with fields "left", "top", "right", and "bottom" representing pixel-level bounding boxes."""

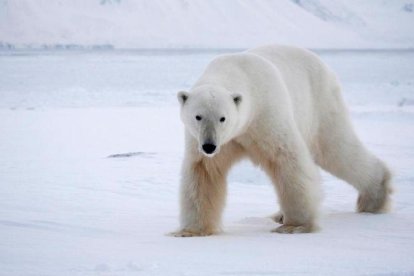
[
  {"left": 262, "top": 135, "right": 321, "bottom": 234},
  {"left": 272, "top": 149, "right": 321, "bottom": 233},
  {"left": 172, "top": 157, "right": 227, "bottom": 237}
]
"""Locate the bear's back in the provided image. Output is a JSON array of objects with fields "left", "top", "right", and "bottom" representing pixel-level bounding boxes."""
[
  {"left": 246, "top": 45, "right": 342, "bottom": 144},
  {"left": 247, "top": 45, "right": 335, "bottom": 99}
]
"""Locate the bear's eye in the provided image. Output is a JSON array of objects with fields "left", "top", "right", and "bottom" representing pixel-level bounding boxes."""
[
  {"left": 220, "top": 117, "right": 226, "bottom": 123},
  {"left": 195, "top": 115, "right": 202, "bottom": 121}
]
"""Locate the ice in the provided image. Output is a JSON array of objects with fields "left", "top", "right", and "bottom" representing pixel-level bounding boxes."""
[{"left": 0, "top": 49, "right": 414, "bottom": 275}]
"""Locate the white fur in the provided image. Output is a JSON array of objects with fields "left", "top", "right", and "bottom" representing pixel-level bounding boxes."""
[{"left": 172, "top": 45, "right": 392, "bottom": 237}]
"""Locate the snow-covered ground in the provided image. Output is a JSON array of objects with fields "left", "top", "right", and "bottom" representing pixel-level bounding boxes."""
[
  {"left": 1, "top": 49, "right": 414, "bottom": 275},
  {"left": 1, "top": 0, "right": 414, "bottom": 49}
]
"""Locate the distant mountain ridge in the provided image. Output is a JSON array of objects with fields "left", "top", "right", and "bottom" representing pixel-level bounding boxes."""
[{"left": 0, "top": 0, "right": 413, "bottom": 49}]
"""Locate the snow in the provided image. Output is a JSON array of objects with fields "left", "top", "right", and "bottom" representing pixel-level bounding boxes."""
[
  {"left": 1, "top": 0, "right": 413, "bottom": 49},
  {"left": 1, "top": 49, "right": 414, "bottom": 275}
]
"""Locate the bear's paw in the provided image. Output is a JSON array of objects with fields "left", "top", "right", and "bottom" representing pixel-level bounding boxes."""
[
  {"left": 271, "top": 224, "right": 317, "bottom": 234},
  {"left": 170, "top": 229, "right": 214, "bottom": 237}
]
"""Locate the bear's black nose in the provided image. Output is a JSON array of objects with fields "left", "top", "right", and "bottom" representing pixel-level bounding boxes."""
[{"left": 202, "top": 143, "right": 217, "bottom": 154}]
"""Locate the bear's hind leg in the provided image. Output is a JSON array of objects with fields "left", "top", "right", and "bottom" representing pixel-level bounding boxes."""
[
  {"left": 357, "top": 167, "right": 392, "bottom": 213},
  {"left": 317, "top": 110, "right": 392, "bottom": 213}
]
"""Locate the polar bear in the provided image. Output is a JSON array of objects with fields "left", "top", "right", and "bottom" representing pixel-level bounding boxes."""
[{"left": 173, "top": 45, "right": 392, "bottom": 236}]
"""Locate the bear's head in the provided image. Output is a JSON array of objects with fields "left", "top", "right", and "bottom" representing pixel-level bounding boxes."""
[{"left": 177, "top": 86, "right": 242, "bottom": 157}]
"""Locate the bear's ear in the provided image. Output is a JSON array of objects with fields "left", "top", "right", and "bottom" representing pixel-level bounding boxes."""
[
  {"left": 232, "top": 93, "right": 242, "bottom": 106},
  {"left": 177, "top": 91, "right": 189, "bottom": 105}
]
